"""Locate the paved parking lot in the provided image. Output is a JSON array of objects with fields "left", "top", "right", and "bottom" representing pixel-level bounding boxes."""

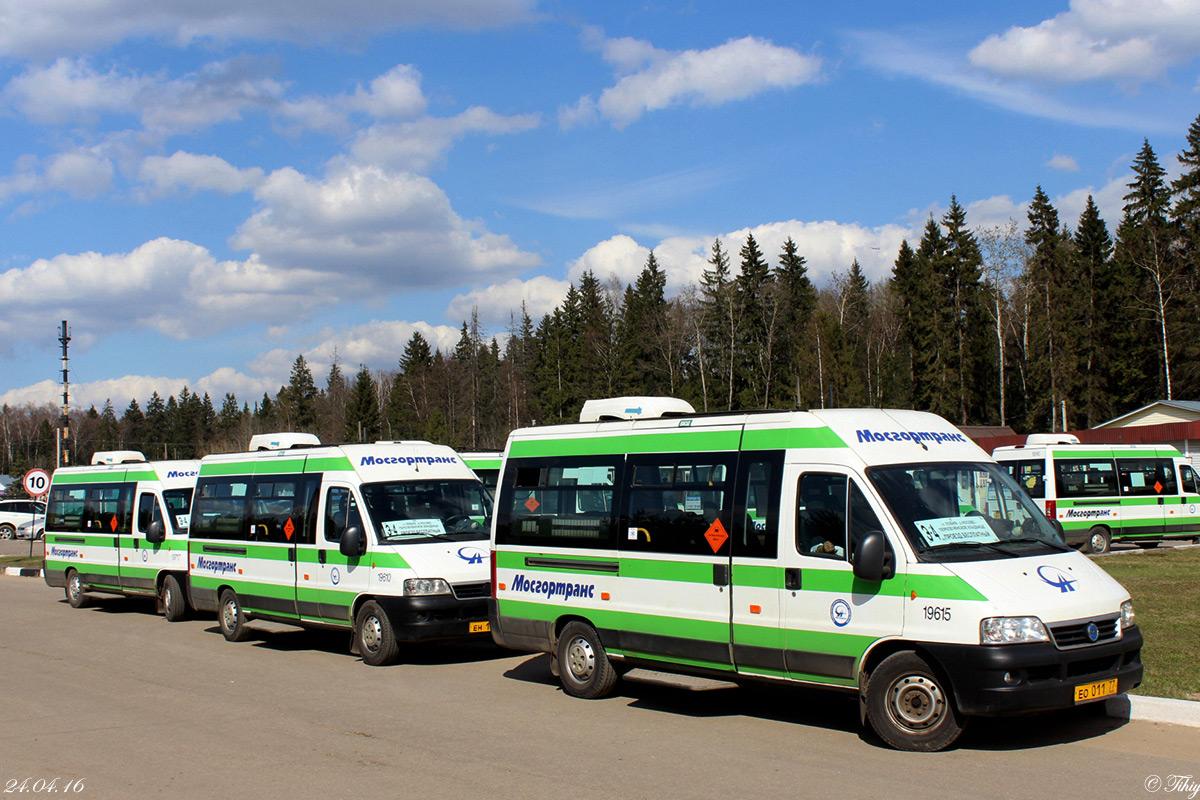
[{"left": 2, "top": 576, "right": 1199, "bottom": 800}]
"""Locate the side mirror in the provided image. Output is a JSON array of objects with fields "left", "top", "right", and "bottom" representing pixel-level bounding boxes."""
[
  {"left": 852, "top": 530, "right": 894, "bottom": 583},
  {"left": 146, "top": 519, "right": 166, "bottom": 544},
  {"left": 339, "top": 525, "right": 366, "bottom": 558}
]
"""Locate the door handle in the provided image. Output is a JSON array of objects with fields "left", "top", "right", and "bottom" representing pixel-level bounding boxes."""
[
  {"left": 785, "top": 568, "right": 801, "bottom": 590},
  {"left": 288, "top": 546, "right": 296, "bottom": 563},
  {"left": 713, "top": 563, "right": 729, "bottom": 586},
  {"left": 319, "top": 550, "right": 327, "bottom": 565}
]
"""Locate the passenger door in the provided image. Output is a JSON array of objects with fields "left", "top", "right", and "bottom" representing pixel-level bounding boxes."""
[
  {"left": 1116, "top": 458, "right": 1172, "bottom": 538},
  {"left": 311, "top": 484, "right": 370, "bottom": 625},
  {"left": 617, "top": 452, "right": 738, "bottom": 670},
  {"left": 779, "top": 469, "right": 905, "bottom": 686},
  {"left": 131, "top": 489, "right": 175, "bottom": 592},
  {"left": 729, "top": 451, "right": 786, "bottom": 676}
]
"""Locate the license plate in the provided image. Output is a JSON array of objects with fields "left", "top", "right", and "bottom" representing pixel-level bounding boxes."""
[
  {"left": 469, "top": 621, "right": 491, "bottom": 634},
  {"left": 1074, "top": 678, "right": 1118, "bottom": 703}
]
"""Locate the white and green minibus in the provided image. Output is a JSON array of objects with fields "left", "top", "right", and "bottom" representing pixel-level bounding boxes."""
[
  {"left": 461, "top": 451, "right": 503, "bottom": 492},
  {"left": 993, "top": 435, "right": 1200, "bottom": 554},
  {"left": 43, "top": 452, "right": 198, "bottom": 618},
  {"left": 489, "top": 398, "right": 1143, "bottom": 751},
  {"left": 186, "top": 434, "right": 492, "bottom": 665}
]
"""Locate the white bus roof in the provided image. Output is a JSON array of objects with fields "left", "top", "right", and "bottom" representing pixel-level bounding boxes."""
[
  {"left": 91, "top": 450, "right": 147, "bottom": 465},
  {"left": 247, "top": 432, "right": 322, "bottom": 451}
]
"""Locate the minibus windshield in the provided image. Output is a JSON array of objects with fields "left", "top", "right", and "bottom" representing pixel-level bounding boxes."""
[
  {"left": 360, "top": 479, "right": 491, "bottom": 543},
  {"left": 867, "top": 462, "right": 1068, "bottom": 560}
]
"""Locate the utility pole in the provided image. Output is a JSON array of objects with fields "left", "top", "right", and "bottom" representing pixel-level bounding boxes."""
[{"left": 58, "top": 320, "right": 71, "bottom": 469}]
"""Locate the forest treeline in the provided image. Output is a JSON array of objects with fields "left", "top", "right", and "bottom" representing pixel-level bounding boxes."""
[{"left": 4, "top": 114, "right": 1200, "bottom": 478}]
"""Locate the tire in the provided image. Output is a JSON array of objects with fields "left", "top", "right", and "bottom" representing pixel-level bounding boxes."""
[
  {"left": 866, "top": 651, "right": 965, "bottom": 752},
  {"left": 1083, "top": 526, "right": 1111, "bottom": 555},
  {"left": 556, "top": 621, "right": 618, "bottom": 699},
  {"left": 0, "top": 523, "right": 14, "bottom": 539},
  {"left": 218, "top": 589, "right": 250, "bottom": 642},
  {"left": 161, "top": 574, "right": 186, "bottom": 621},
  {"left": 65, "top": 570, "right": 88, "bottom": 609},
  {"left": 355, "top": 601, "right": 399, "bottom": 666}
]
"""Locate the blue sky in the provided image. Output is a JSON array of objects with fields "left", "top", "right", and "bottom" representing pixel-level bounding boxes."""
[{"left": 1, "top": 0, "right": 1197, "bottom": 412}]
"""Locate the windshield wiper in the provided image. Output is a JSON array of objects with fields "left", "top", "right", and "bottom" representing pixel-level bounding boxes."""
[
  {"left": 920, "top": 541, "right": 1021, "bottom": 558},
  {"left": 997, "top": 536, "right": 1071, "bottom": 552}
]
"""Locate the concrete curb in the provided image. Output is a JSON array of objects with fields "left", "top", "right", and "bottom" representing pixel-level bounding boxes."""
[
  {"left": 1107, "top": 694, "right": 1200, "bottom": 728},
  {"left": 1, "top": 566, "right": 44, "bottom": 578}
]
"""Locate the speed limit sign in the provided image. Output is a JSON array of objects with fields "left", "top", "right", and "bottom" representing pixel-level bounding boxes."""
[{"left": 23, "top": 468, "right": 50, "bottom": 497}]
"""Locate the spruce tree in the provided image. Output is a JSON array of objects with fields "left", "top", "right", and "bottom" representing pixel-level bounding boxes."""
[
  {"left": 344, "top": 365, "right": 381, "bottom": 443},
  {"left": 285, "top": 355, "right": 318, "bottom": 432},
  {"left": 776, "top": 237, "right": 817, "bottom": 407},
  {"left": 1073, "top": 196, "right": 1115, "bottom": 426}
]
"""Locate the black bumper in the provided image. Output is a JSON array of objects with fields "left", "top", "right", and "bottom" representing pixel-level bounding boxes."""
[
  {"left": 921, "top": 627, "right": 1143, "bottom": 716},
  {"left": 376, "top": 594, "right": 490, "bottom": 642}
]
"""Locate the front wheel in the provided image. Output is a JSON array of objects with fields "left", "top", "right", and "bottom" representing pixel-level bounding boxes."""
[
  {"left": 355, "top": 601, "right": 399, "bottom": 666},
  {"left": 218, "top": 589, "right": 250, "bottom": 642},
  {"left": 557, "top": 621, "right": 618, "bottom": 699},
  {"left": 1083, "top": 526, "right": 1111, "bottom": 555},
  {"left": 865, "top": 651, "right": 965, "bottom": 752},
  {"left": 161, "top": 574, "right": 186, "bottom": 621},
  {"left": 65, "top": 569, "right": 88, "bottom": 608}
]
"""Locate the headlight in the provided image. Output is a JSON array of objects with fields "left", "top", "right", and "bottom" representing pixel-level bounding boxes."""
[
  {"left": 1120, "top": 600, "right": 1136, "bottom": 629},
  {"left": 404, "top": 578, "right": 452, "bottom": 596},
  {"left": 980, "top": 616, "right": 1050, "bottom": 644}
]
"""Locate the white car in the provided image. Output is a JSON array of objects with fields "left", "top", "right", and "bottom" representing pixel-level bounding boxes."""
[
  {"left": 16, "top": 518, "right": 44, "bottom": 540},
  {"left": 0, "top": 499, "right": 46, "bottom": 539}
]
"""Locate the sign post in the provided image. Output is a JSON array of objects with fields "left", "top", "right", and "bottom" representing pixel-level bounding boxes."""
[{"left": 22, "top": 469, "right": 50, "bottom": 559}]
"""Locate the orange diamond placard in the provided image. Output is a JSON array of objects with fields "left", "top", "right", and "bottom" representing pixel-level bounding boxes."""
[
  {"left": 524, "top": 496, "right": 540, "bottom": 513},
  {"left": 1155, "top": 481, "right": 1164, "bottom": 494},
  {"left": 110, "top": 514, "right": 119, "bottom": 532},
  {"left": 284, "top": 518, "right": 295, "bottom": 541},
  {"left": 704, "top": 519, "right": 729, "bottom": 553}
]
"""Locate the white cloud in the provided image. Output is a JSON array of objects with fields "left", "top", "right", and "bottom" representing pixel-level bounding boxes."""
[
  {"left": 567, "top": 235, "right": 650, "bottom": 285},
  {"left": 447, "top": 276, "right": 572, "bottom": 330},
  {"left": 852, "top": 30, "right": 1173, "bottom": 133},
  {"left": 969, "top": 0, "right": 1200, "bottom": 84},
  {"left": 571, "top": 33, "right": 822, "bottom": 129},
  {"left": 350, "top": 106, "right": 541, "bottom": 172},
  {"left": 1046, "top": 154, "right": 1081, "bottom": 172},
  {"left": 349, "top": 65, "right": 427, "bottom": 120},
  {"left": 137, "top": 151, "right": 265, "bottom": 197},
  {"left": 0, "top": 0, "right": 540, "bottom": 59},
  {"left": 0, "top": 238, "right": 337, "bottom": 347},
  {"left": 45, "top": 150, "right": 115, "bottom": 198},
  {"left": 231, "top": 163, "right": 540, "bottom": 288},
  {"left": 3, "top": 57, "right": 285, "bottom": 135}
]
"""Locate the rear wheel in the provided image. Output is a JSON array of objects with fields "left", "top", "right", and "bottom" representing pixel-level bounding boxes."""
[
  {"left": 866, "top": 651, "right": 965, "bottom": 752},
  {"left": 218, "top": 589, "right": 250, "bottom": 642},
  {"left": 1083, "top": 526, "right": 1111, "bottom": 555},
  {"left": 65, "top": 569, "right": 88, "bottom": 608},
  {"left": 0, "top": 523, "right": 14, "bottom": 539},
  {"left": 161, "top": 574, "right": 186, "bottom": 621},
  {"left": 557, "top": 621, "right": 618, "bottom": 699},
  {"left": 355, "top": 601, "right": 399, "bottom": 666}
]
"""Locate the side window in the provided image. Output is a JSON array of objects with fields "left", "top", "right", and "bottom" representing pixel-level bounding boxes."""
[
  {"left": 85, "top": 484, "right": 134, "bottom": 534},
  {"left": 1056, "top": 458, "right": 1117, "bottom": 498},
  {"left": 249, "top": 477, "right": 307, "bottom": 543},
  {"left": 797, "top": 473, "right": 847, "bottom": 559},
  {"left": 136, "top": 492, "right": 162, "bottom": 533},
  {"left": 323, "top": 487, "right": 362, "bottom": 544},
  {"left": 1117, "top": 458, "right": 1176, "bottom": 496},
  {"left": 1005, "top": 459, "right": 1045, "bottom": 499},
  {"left": 496, "top": 456, "right": 622, "bottom": 549},
  {"left": 623, "top": 455, "right": 734, "bottom": 556},
  {"left": 735, "top": 452, "right": 782, "bottom": 559},
  {"left": 47, "top": 486, "right": 88, "bottom": 533},
  {"left": 1181, "top": 464, "right": 1199, "bottom": 495},
  {"left": 191, "top": 477, "right": 251, "bottom": 540},
  {"left": 796, "top": 474, "right": 885, "bottom": 562}
]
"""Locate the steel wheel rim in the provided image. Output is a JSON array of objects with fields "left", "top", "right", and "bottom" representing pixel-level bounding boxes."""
[
  {"left": 1091, "top": 532, "right": 1106, "bottom": 552},
  {"left": 222, "top": 598, "right": 239, "bottom": 631},
  {"left": 68, "top": 574, "right": 81, "bottom": 602},
  {"left": 163, "top": 584, "right": 173, "bottom": 609},
  {"left": 887, "top": 674, "right": 945, "bottom": 732},
  {"left": 361, "top": 615, "right": 382, "bottom": 653},
  {"left": 566, "top": 636, "right": 596, "bottom": 683}
]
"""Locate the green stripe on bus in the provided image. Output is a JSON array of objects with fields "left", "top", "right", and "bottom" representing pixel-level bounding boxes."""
[
  {"left": 303, "top": 456, "right": 354, "bottom": 472},
  {"left": 52, "top": 473, "right": 129, "bottom": 484},
  {"left": 498, "top": 598, "right": 729, "bottom": 643},
  {"left": 740, "top": 426, "right": 847, "bottom": 451},
  {"left": 509, "top": 428, "right": 744, "bottom": 458}
]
